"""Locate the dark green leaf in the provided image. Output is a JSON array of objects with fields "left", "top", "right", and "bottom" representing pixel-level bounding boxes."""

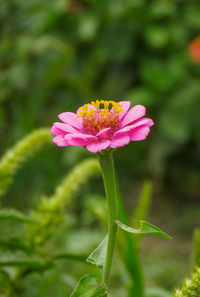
[
  {"left": 0, "top": 208, "right": 36, "bottom": 224},
  {"left": 0, "top": 259, "right": 54, "bottom": 271},
  {"left": 87, "top": 236, "right": 108, "bottom": 268},
  {"left": 117, "top": 220, "right": 171, "bottom": 239},
  {"left": 52, "top": 253, "right": 88, "bottom": 263},
  {"left": 0, "top": 237, "right": 32, "bottom": 254},
  {"left": 70, "top": 274, "right": 107, "bottom": 297}
]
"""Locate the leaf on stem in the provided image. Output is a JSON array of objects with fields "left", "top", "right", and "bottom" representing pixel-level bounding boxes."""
[
  {"left": 87, "top": 235, "right": 108, "bottom": 268},
  {"left": 70, "top": 274, "right": 107, "bottom": 297},
  {"left": 116, "top": 220, "right": 171, "bottom": 239}
]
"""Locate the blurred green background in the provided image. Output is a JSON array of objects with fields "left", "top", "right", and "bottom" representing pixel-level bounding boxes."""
[{"left": 0, "top": 0, "right": 200, "bottom": 296}]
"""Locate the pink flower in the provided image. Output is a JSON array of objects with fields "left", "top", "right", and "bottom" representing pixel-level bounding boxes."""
[{"left": 50, "top": 100, "right": 154, "bottom": 153}]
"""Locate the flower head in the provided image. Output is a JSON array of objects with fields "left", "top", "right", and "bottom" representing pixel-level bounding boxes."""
[
  {"left": 50, "top": 100, "right": 154, "bottom": 153},
  {"left": 188, "top": 36, "right": 200, "bottom": 64}
]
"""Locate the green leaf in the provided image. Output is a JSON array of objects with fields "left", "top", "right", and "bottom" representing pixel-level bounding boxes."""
[
  {"left": 193, "top": 228, "right": 200, "bottom": 267},
  {"left": 0, "top": 237, "right": 32, "bottom": 254},
  {"left": 132, "top": 180, "right": 152, "bottom": 228},
  {"left": 87, "top": 236, "right": 108, "bottom": 268},
  {"left": 70, "top": 274, "right": 107, "bottom": 297},
  {"left": 117, "top": 220, "right": 171, "bottom": 239},
  {"left": 52, "top": 252, "right": 88, "bottom": 263},
  {"left": 0, "top": 208, "right": 36, "bottom": 224},
  {"left": 0, "top": 258, "right": 54, "bottom": 271}
]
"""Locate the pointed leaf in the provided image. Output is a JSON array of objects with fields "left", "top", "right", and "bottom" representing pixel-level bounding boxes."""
[
  {"left": 0, "top": 208, "right": 36, "bottom": 224},
  {"left": 117, "top": 220, "right": 171, "bottom": 239},
  {"left": 70, "top": 274, "right": 107, "bottom": 297},
  {"left": 87, "top": 236, "right": 108, "bottom": 268}
]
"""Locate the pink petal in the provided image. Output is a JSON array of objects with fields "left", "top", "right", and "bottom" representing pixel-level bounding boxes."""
[
  {"left": 50, "top": 124, "right": 65, "bottom": 136},
  {"left": 86, "top": 140, "right": 110, "bottom": 153},
  {"left": 129, "top": 126, "right": 150, "bottom": 141},
  {"left": 119, "top": 101, "right": 131, "bottom": 118},
  {"left": 121, "top": 105, "right": 146, "bottom": 127},
  {"left": 66, "top": 133, "right": 97, "bottom": 146},
  {"left": 96, "top": 128, "right": 111, "bottom": 138},
  {"left": 58, "top": 112, "right": 82, "bottom": 129},
  {"left": 110, "top": 134, "right": 130, "bottom": 148},
  {"left": 115, "top": 118, "right": 154, "bottom": 135},
  {"left": 133, "top": 117, "right": 154, "bottom": 127},
  {"left": 54, "top": 122, "right": 78, "bottom": 134},
  {"left": 52, "top": 136, "right": 69, "bottom": 146}
]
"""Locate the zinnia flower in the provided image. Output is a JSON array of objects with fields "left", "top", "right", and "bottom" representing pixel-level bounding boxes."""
[
  {"left": 188, "top": 36, "right": 200, "bottom": 64},
  {"left": 50, "top": 100, "right": 154, "bottom": 153}
]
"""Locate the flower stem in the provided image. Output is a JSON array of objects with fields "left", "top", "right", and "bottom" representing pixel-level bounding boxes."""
[{"left": 98, "top": 152, "right": 118, "bottom": 289}]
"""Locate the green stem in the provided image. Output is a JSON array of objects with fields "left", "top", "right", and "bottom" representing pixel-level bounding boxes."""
[{"left": 98, "top": 152, "right": 118, "bottom": 288}]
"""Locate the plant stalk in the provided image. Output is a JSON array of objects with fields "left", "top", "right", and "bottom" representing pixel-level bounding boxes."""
[{"left": 98, "top": 152, "right": 118, "bottom": 288}]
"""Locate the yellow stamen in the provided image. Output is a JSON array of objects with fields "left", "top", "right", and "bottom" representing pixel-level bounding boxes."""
[
  {"left": 77, "top": 100, "right": 124, "bottom": 134},
  {"left": 77, "top": 100, "right": 123, "bottom": 119}
]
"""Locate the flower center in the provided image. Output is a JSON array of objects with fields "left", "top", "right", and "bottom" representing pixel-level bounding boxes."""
[{"left": 77, "top": 100, "right": 124, "bottom": 135}]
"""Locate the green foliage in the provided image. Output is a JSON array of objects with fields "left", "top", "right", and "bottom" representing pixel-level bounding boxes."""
[
  {"left": 0, "top": 130, "right": 155, "bottom": 297},
  {"left": 146, "top": 287, "right": 172, "bottom": 297},
  {"left": 0, "top": 237, "right": 32, "bottom": 254},
  {"left": 132, "top": 180, "right": 152, "bottom": 228},
  {"left": 0, "top": 0, "right": 200, "bottom": 295},
  {"left": 1, "top": 0, "right": 200, "bottom": 200},
  {"left": 116, "top": 177, "right": 145, "bottom": 297},
  {"left": 29, "top": 158, "right": 100, "bottom": 245},
  {"left": 38, "top": 158, "right": 100, "bottom": 211},
  {"left": 0, "top": 128, "right": 197, "bottom": 297},
  {"left": 0, "top": 128, "right": 52, "bottom": 199},
  {"left": 117, "top": 220, "right": 171, "bottom": 240},
  {"left": 193, "top": 229, "right": 200, "bottom": 267},
  {"left": 173, "top": 267, "right": 200, "bottom": 297},
  {"left": 0, "top": 130, "right": 102, "bottom": 296},
  {"left": 87, "top": 235, "right": 108, "bottom": 268},
  {"left": 0, "top": 258, "right": 54, "bottom": 271},
  {"left": 0, "top": 208, "right": 36, "bottom": 224},
  {"left": 52, "top": 252, "right": 88, "bottom": 263},
  {"left": 70, "top": 274, "right": 107, "bottom": 297},
  {"left": 83, "top": 179, "right": 153, "bottom": 296}
]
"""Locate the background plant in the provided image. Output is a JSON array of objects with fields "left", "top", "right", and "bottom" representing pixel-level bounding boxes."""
[
  {"left": 0, "top": 129, "right": 171, "bottom": 297},
  {"left": 0, "top": 129, "right": 198, "bottom": 297},
  {"left": 0, "top": 129, "right": 101, "bottom": 296},
  {"left": 0, "top": 0, "right": 200, "bottom": 296}
]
